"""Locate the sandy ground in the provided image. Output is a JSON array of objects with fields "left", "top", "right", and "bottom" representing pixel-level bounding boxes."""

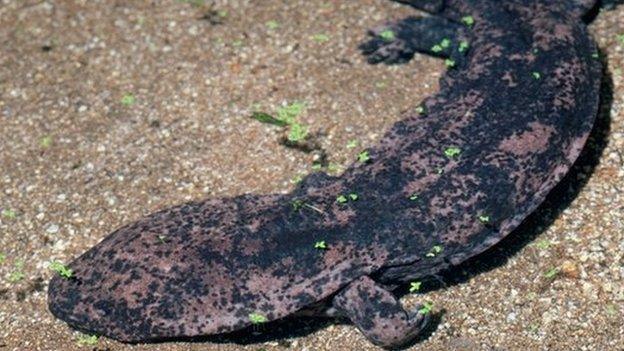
[{"left": 0, "top": 1, "right": 622, "bottom": 350}]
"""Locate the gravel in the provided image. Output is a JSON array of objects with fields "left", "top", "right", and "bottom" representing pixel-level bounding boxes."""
[{"left": 0, "top": 1, "right": 622, "bottom": 350}]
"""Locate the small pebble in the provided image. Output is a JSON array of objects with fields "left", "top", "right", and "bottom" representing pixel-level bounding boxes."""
[
  {"left": 561, "top": 261, "right": 580, "bottom": 279},
  {"left": 46, "top": 224, "right": 59, "bottom": 234}
]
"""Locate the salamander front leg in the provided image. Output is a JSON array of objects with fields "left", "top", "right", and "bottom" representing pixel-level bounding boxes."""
[
  {"left": 360, "top": 16, "right": 468, "bottom": 65},
  {"left": 332, "top": 276, "right": 430, "bottom": 349}
]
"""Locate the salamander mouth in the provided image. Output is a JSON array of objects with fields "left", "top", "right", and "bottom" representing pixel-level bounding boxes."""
[
  {"left": 48, "top": 275, "right": 128, "bottom": 341},
  {"left": 48, "top": 275, "right": 87, "bottom": 328}
]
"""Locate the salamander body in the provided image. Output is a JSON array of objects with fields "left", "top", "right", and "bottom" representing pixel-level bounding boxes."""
[{"left": 48, "top": 0, "right": 615, "bottom": 348}]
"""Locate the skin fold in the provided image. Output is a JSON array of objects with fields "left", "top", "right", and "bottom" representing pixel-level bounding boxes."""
[{"left": 48, "top": 0, "right": 615, "bottom": 348}]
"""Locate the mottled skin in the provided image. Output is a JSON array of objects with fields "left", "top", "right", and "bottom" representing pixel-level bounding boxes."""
[{"left": 49, "top": 0, "right": 616, "bottom": 348}]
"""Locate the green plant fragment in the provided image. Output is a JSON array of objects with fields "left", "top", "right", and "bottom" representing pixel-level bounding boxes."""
[
  {"left": 248, "top": 313, "right": 268, "bottom": 324},
  {"left": 1, "top": 209, "right": 16, "bottom": 219},
  {"left": 357, "top": 150, "right": 371, "bottom": 163},
  {"left": 50, "top": 261, "right": 73, "bottom": 279},
  {"left": 77, "top": 334, "right": 98, "bottom": 346},
  {"left": 266, "top": 20, "right": 279, "bottom": 30},
  {"left": 409, "top": 281, "right": 422, "bottom": 293},
  {"left": 121, "top": 93, "right": 136, "bottom": 106},
  {"left": 312, "top": 34, "right": 330, "bottom": 42},
  {"left": 444, "top": 147, "right": 461, "bottom": 158},
  {"left": 379, "top": 29, "right": 395, "bottom": 41},
  {"left": 336, "top": 195, "right": 348, "bottom": 203},
  {"left": 314, "top": 241, "right": 327, "bottom": 250},
  {"left": 250, "top": 112, "right": 289, "bottom": 127},
  {"left": 418, "top": 302, "right": 434, "bottom": 315},
  {"left": 458, "top": 41, "right": 469, "bottom": 53},
  {"left": 287, "top": 123, "right": 308, "bottom": 142},
  {"left": 461, "top": 16, "right": 475, "bottom": 27}
]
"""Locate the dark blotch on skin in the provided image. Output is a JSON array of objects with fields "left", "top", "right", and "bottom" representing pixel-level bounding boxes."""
[{"left": 48, "top": 0, "right": 610, "bottom": 348}]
